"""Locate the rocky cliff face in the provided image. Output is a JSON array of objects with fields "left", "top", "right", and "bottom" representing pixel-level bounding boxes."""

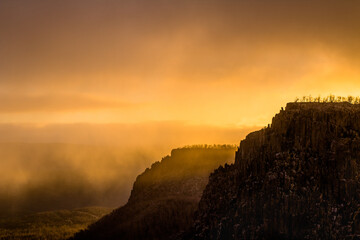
[
  {"left": 189, "top": 103, "right": 360, "bottom": 240},
  {"left": 70, "top": 146, "right": 235, "bottom": 240}
]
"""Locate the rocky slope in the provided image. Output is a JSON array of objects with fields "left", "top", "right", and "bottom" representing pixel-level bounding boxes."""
[
  {"left": 189, "top": 102, "right": 360, "bottom": 239},
  {"left": 70, "top": 146, "right": 236, "bottom": 240}
]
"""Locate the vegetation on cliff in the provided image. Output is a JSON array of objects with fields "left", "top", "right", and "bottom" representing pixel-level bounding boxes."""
[{"left": 295, "top": 95, "right": 360, "bottom": 104}]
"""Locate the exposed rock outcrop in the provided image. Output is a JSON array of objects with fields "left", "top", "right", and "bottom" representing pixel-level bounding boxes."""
[
  {"left": 189, "top": 103, "right": 360, "bottom": 239},
  {"left": 70, "top": 146, "right": 235, "bottom": 240}
]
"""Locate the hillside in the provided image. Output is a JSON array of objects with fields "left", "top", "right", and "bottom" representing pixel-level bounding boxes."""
[
  {"left": 71, "top": 145, "right": 236, "bottom": 240},
  {"left": 0, "top": 207, "right": 111, "bottom": 240},
  {"left": 189, "top": 102, "right": 360, "bottom": 239}
]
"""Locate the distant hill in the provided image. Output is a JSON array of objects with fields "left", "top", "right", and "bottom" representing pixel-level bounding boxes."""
[
  {"left": 71, "top": 145, "right": 236, "bottom": 240},
  {"left": 189, "top": 102, "right": 360, "bottom": 239},
  {"left": 0, "top": 207, "right": 111, "bottom": 240}
]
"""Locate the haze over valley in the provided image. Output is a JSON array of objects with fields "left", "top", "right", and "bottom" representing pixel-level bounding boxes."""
[{"left": 0, "top": 123, "right": 254, "bottom": 214}]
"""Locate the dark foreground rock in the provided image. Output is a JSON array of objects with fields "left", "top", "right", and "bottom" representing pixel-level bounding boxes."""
[
  {"left": 188, "top": 103, "right": 360, "bottom": 240},
  {"left": 70, "top": 146, "right": 235, "bottom": 240}
]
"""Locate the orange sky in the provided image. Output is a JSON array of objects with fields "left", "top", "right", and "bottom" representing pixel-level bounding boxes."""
[{"left": 1, "top": 0, "right": 360, "bottom": 127}]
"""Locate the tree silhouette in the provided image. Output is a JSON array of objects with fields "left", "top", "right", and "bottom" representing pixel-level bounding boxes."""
[{"left": 295, "top": 95, "right": 360, "bottom": 104}]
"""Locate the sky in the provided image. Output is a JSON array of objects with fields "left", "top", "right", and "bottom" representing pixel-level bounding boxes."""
[{"left": 1, "top": 0, "right": 360, "bottom": 128}]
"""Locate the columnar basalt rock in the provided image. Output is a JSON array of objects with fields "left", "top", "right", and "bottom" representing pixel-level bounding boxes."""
[{"left": 189, "top": 103, "right": 360, "bottom": 240}]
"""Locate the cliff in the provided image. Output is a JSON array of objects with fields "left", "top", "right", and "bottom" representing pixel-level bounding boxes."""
[
  {"left": 189, "top": 102, "right": 360, "bottom": 239},
  {"left": 70, "top": 146, "right": 236, "bottom": 240}
]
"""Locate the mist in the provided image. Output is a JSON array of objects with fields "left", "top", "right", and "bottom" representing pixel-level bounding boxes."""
[{"left": 0, "top": 122, "right": 258, "bottom": 215}]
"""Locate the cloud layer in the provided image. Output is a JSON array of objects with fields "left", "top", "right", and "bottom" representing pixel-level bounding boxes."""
[{"left": 1, "top": 0, "right": 360, "bottom": 125}]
